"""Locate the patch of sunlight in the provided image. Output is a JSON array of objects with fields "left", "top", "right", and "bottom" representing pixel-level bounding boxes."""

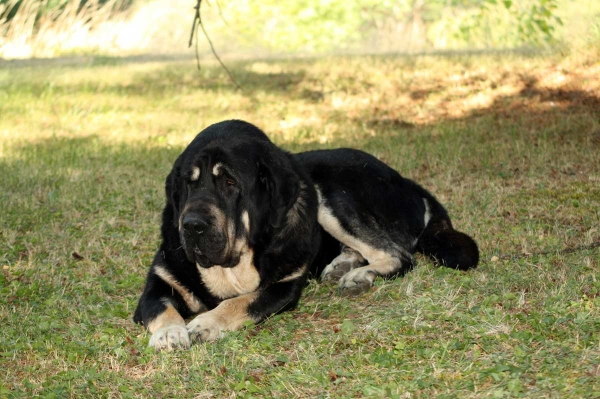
[{"left": 247, "top": 62, "right": 285, "bottom": 75}]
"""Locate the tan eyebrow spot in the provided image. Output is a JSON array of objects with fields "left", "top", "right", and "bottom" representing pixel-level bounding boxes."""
[
  {"left": 241, "top": 211, "right": 250, "bottom": 233},
  {"left": 190, "top": 167, "right": 200, "bottom": 182},
  {"left": 212, "top": 163, "right": 223, "bottom": 176}
]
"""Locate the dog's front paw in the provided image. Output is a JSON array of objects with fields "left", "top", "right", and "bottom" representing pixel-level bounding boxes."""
[
  {"left": 338, "top": 268, "right": 377, "bottom": 295},
  {"left": 149, "top": 324, "right": 190, "bottom": 351},
  {"left": 187, "top": 313, "right": 225, "bottom": 342}
]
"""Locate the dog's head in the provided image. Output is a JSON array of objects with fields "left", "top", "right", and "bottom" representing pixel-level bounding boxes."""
[{"left": 166, "top": 120, "right": 300, "bottom": 268}]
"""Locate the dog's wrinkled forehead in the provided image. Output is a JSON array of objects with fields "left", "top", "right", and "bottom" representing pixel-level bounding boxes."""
[{"left": 187, "top": 141, "right": 262, "bottom": 179}]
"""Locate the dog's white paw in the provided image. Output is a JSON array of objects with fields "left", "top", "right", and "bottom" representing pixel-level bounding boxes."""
[
  {"left": 187, "top": 313, "right": 225, "bottom": 342},
  {"left": 321, "top": 260, "right": 351, "bottom": 282},
  {"left": 149, "top": 324, "right": 190, "bottom": 351},
  {"left": 321, "top": 251, "right": 365, "bottom": 282},
  {"left": 338, "top": 268, "right": 377, "bottom": 295}
]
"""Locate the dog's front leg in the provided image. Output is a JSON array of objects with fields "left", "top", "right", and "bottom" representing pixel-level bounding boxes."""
[
  {"left": 186, "top": 277, "right": 306, "bottom": 342},
  {"left": 134, "top": 255, "right": 204, "bottom": 351}
]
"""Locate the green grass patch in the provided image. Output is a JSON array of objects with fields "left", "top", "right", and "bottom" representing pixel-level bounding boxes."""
[{"left": 1, "top": 53, "right": 599, "bottom": 398}]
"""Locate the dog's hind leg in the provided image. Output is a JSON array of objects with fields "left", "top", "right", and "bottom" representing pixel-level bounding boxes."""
[
  {"left": 316, "top": 199, "right": 415, "bottom": 294},
  {"left": 337, "top": 253, "right": 415, "bottom": 295},
  {"left": 321, "top": 245, "right": 367, "bottom": 283}
]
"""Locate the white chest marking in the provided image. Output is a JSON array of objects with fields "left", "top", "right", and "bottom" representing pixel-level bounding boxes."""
[{"left": 197, "top": 251, "right": 260, "bottom": 299}]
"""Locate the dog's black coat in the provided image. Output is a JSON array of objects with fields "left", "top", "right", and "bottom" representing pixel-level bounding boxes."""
[
  {"left": 134, "top": 120, "right": 478, "bottom": 350},
  {"left": 134, "top": 120, "right": 320, "bottom": 350}
]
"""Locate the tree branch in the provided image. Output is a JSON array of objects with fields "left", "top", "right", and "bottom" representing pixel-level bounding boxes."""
[{"left": 189, "top": 0, "right": 241, "bottom": 90}]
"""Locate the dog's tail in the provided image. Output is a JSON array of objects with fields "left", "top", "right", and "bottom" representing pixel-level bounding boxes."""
[{"left": 415, "top": 194, "right": 479, "bottom": 270}]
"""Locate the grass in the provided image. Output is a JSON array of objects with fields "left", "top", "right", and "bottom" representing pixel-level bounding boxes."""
[{"left": 1, "top": 50, "right": 599, "bottom": 398}]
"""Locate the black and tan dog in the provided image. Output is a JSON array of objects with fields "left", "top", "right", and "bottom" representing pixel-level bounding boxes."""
[{"left": 134, "top": 120, "right": 478, "bottom": 350}]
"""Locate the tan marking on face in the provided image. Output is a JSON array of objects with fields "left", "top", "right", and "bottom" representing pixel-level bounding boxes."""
[
  {"left": 154, "top": 265, "right": 206, "bottom": 313},
  {"left": 190, "top": 166, "right": 200, "bottom": 182},
  {"left": 147, "top": 303, "right": 185, "bottom": 334},
  {"left": 212, "top": 162, "right": 223, "bottom": 176},
  {"left": 197, "top": 249, "right": 260, "bottom": 299},
  {"left": 186, "top": 292, "right": 258, "bottom": 341},
  {"left": 210, "top": 204, "right": 229, "bottom": 241},
  {"left": 241, "top": 210, "right": 250, "bottom": 233},
  {"left": 219, "top": 206, "right": 249, "bottom": 270},
  {"left": 278, "top": 263, "right": 308, "bottom": 283}
]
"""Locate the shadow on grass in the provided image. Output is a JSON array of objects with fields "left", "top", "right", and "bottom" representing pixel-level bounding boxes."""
[
  {"left": 359, "top": 71, "right": 600, "bottom": 144},
  {"left": 0, "top": 136, "right": 182, "bottom": 260}
]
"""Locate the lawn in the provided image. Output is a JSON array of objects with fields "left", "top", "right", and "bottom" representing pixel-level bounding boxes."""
[{"left": 1, "top": 51, "right": 599, "bottom": 398}]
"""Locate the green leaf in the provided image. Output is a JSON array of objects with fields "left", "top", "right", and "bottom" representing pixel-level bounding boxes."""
[{"left": 340, "top": 320, "right": 355, "bottom": 334}]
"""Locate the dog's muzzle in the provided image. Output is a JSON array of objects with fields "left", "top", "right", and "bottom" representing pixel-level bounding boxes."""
[{"left": 181, "top": 211, "right": 229, "bottom": 267}]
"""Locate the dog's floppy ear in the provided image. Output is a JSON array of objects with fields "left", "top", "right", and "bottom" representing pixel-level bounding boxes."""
[
  {"left": 259, "top": 158, "right": 300, "bottom": 229},
  {"left": 165, "top": 161, "right": 183, "bottom": 228}
]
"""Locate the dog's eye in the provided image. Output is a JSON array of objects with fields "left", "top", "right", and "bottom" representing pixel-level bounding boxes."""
[{"left": 226, "top": 179, "right": 235, "bottom": 186}]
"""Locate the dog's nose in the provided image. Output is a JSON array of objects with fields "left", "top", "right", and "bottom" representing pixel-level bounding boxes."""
[{"left": 182, "top": 214, "right": 208, "bottom": 234}]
